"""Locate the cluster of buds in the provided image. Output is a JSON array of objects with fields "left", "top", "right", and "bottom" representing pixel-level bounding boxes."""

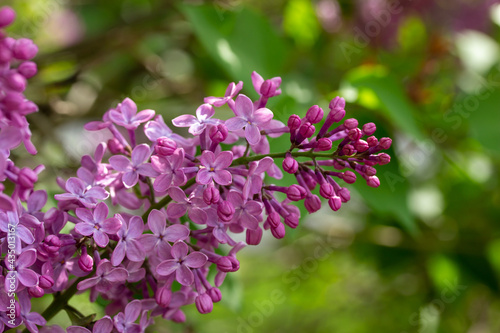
[{"left": 0, "top": 6, "right": 391, "bottom": 333}]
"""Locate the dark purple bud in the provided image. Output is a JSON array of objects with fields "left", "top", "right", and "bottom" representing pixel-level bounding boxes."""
[
  {"left": 78, "top": 247, "right": 94, "bottom": 273},
  {"left": 17, "top": 61, "right": 38, "bottom": 79},
  {"left": 6, "top": 72, "right": 26, "bottom": 91},
  {"left": 344, "top": 118, "right": 358, "bottom": 130},
  {"left": 0, "top": 7, "right": 16, "bottom": 28},
  {"left": 347, "top": 128, "right": 362, "bottom": 141},
  {"left": 342, "top": 144, "right": 355, "bottom": 156},
  {"left": 342, "top": 171, "right": 356, "bottom": 184},
  {"left": 379, "top": 137, "right": 392, "bottom": 150},
  {"left": 208, "top": 287, "right": 222, "bottom": 303},
  {"left": 304, "top": 195, "right": 322, "bottom": 213},
  {"left": 354, "top": 140, "right": 369, "bottom": 152},
  {"left": 42, "top": 235, "right": 62, "bottom": 254},
  {"left": 209, "top": 124, "right": 228, "bottom": 143},
  {"left": 217, "top": 200, "right": 235, "bottom": 222},
  {"left": 338, "top": 188, "right": 351, "bottom": 202},
  {"left": 28, "top": 286, "right": 44, "bottom": 298},
  {"left": 363, "top": 122, "right": 376, "bottom": 136},
  {"left": 378, "top": 153, "right": 391, "bottom": 165},
  {"left": 365, "top": 166, "right": 377, "bottom": 176},
  {"left": 108, "top": 138, "right": 125, "bottom": 154},
  {"left": 328, "top": 97, "right": 346, "bottom": 122},
  {"left": 317, "top": 138, "right": 332, "bottom": 151},
  {"left": 155, "top": 137, "right": 177, "bottom": 156},
  {"left": 155, "top": 284, "right": 172, "bottom": 307},
  {"left": 195, "top": 293, "right": 213, "bottom": 314},
  {"left": 266, "top": 212, "right": 281, "bottom": 229},
  {"left": 271, "top": 223, "right": 286, "bottom": 239},
  {"left": 13, "top": 38, "right": 38, "bottom": 60},
  {"left": 284, "top": 214, "right": 299, "bottom": 229},
  {"left": 287, "top": 184, "right": 306, "bottom": 201},
  {"left": 217, "top": 256, "right": 239, "bottom": 272},
  {"left": 319, "top": 183, "right": 335, "bottom": 199},
  {"left": 260, "top": 80, "right": 276, "bottom": 97},
  {"left": 282, "top": 155, "right": 298, "bottom": 174},
  {"left": 287, "top": 115, "right": 301, "bottom": 131},
  {"left": 203, "top": 184, "right": 220, "bottom": 205},
  {"left": 306, "top": 105, "right": 324, "bottom": 124},
  {"left": 246, "top": 228, "right": 263, "bottom": 246},
  {"left": 366, "top": 176, "right": 380, "bottom": 188},
  {"left": 18, "top": 167, "right": 37, "bottom": 188},
  {"left": 299, "top": 122, "right": 315, "bottom": 138},
  {"left": 328, "top": 196, "right": 342, "bottom": 211},
  {"left": 39, "top": 275, "right": 54, "bottom": 289},
  {"left": 367, "top": 136, "right": 378, "bottom": 147}
]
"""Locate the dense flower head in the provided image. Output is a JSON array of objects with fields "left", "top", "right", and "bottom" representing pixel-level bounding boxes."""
[{"left": 0, "top": 6, "right": 392, "bottom": 332}]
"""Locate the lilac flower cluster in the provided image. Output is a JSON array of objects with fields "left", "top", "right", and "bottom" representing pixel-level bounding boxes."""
[{"left": 0, "top": 6, "right": 391, "bottom": 333}]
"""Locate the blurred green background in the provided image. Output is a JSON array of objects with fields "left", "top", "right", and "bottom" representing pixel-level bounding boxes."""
[{"left": 5, "top": 0, "right": 500, "bottom": 332}]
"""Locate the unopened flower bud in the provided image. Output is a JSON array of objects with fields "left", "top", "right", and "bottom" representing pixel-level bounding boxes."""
[
  {"left": 363, "top": 122, "right": 376, "bottom": 136},
  {"left": 287, "top": 115, "right": 301, "bottom": 131},
  {"left": 260, "top": 80, "right": 276, "bottom": 97},
  {"left": 78, "top": 247, "right": 94, "bottom": 273},
  {"left": 338, "top": 188, "right": 351, "bottom": 202},
  {"left": 342, "top": 171, "right": 356, "bottom": 184},
  {"left": 0, "top": 7, "right": 16, "bottom": 28},
  {"left": 348, "top": 128, "right": 362, "bottom": 141},
  {"left": 208, "top": 287, "right": 222, "bottom": 303},
  {"left": 155, "top": 137, "right": 177, "bottom": 156},
  {"left": 107, "top": 138, "right": 125, "bottom": 154},
  {"left": 282, "top": 155, "right": 298, "bottom": 174},
  {"left": 18, "top": 167, "right": 37, "bottom": 188},
  {"left": 6, "top": 72, "right": 26, "bottom": 91},
  {"left": 42, "top": 235, "right": 62, "bottom": 255},
  {"left": 39, "top": 275, "right": 54, "bottom": 289},
  {"left": 342, "top": 144, "right": 355, "bottom": 156},
  {"left": 328, "top": 97, "right": 346, "bottom": 122},
  {"left": 271, "top": 223, "right": 286, "bottom": 239},
  {"left": 317, "top": 138, "right": 332, "bottom": 151},
  {"left": 195, "top": 293, "right": 213, "bottom": 314},
  {"left": 367, "top": 136, "right": 378, "bottom": 147},
  {"left": 28, "top": 286, "right": 44, "bottom": 298},
  {"left": 266, "top": 211, "right": 281, "bottom": 228},
  {"left": 209, "top": 124, "right": 228, "bottom": 143},
  {"left": 354, "top": 140, "right": 369, "bottom": 152},
  {"left": 284, "top": 214, "right": 299, "bottom": 229},
  {"left": 379, "top": 137, "right": 392, "bottom": 150},
  {"left": 328, "top": 196, "right": 342, "bottom": 211},
  {"left": 203, "top": 184, "right": 220, "bottom": 205},
  {"left": 306, "top": 105, "right": 324, "bottom": 124},
  {"left": 378, "top": 153, "right": 391, "bottom": 165},
  {"left": 13, "top": 38, "right": 38, "bottom": 60},
  {"left": 171, "top": 309, "right": 186, "bottom": 323},
  {"left": 17, "top": 61, "right": 37, "bottom": 79},
  {"left": 246, "top": 227, "right": 263, "bottom": 245},
  {"left": 299, "top": 122, "right": 315, "bottom": 138},
  {"left": 155, "top": 284, "right": 172, "bottom": 307},
  {"left": 366, "top": 176, "right": 380, "bottom": 188},
  {"left": 287, "top": 184, "right": 306, "bottom": 201},
  {"left": 344, "top": 118, "right": 358, "bottom": 130},
  {"left": 217, "top": 256, "right": 239, "bottom": 272},
  {"left": 319, "top": 183, "right": 335, "bottom": 198},
  {"left": 304, "top": 195, "right": 322, "bottom": 213},
  {"left": 217, "top": 200, "right": 235, "bottom": 222}
]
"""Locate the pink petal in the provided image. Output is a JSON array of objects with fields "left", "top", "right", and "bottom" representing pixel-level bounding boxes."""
[
  {"left": 214, "top": 151, "right": 233, "bottom": 169},
  {"left": 93, "top": 202, "right": 109, "bottom": 223},
  {"left": 241, "top": 214, "right": 259, "bottom": 230},
  {"left": 127, "top": 216, "right": 144, "bottom": 238},
  {"left": 77, "top": 277, "right": 99, "bottom": 291},
  {"left": 131, "top": 144, "right": 151, "bottom": 166},
  {"left": 251, "top": 71, "right": 264, "bottom": 92},
  {"left": 17, "top": 224, "right": 34, "bottom": 244},
  {"left": 66, "top": 177, "right": 85, "bottom": 195},
  {"left": 176, "top": 265, "right": 194, "bottom": 286},
  {"left": 156, "top": 260, "right": 179, "bottom": 276},
  {"left": 67, "top": 327, "right": 91, "bottom": 333},
  {"left": 125, "top": 300, "right": 142, "bottom": 323},
  {"left": 245, "top": 124, "right": 261, "bottom": 145},
  {"left": 120, "top": 98, "right": 138, "bottom": 121},
  {"left": 183, "top": 252, "right": 207, "bottom": 268},
  {"left": 234, "top": 94, "right": 253, "bottom": 118},
  {"left": 168, "top": 187, "right": 187, "bottom": 202},
  {"left": 101, "top": 217, "right": 122, "bottom": 234},
  {"left": 93, "top": 230, "right": 109, "bottom": 247},
  {"left": 245, "top": 201, "right": 263, "bottom": 215},
  {"left": 0, "top": 193, "right": 15, "bottom": 211},
  {"left": 151, "top": 155, "right": 168, "bottom": 173},
  {"left": 188, "top": 208, "right": 207, "bottom": 224},
  {"left": 213, "top": 170, "right": 232, "bottom": 186},
  {"left": 199, "top": 150, "right": 215, "bottom": 167},
  {"left": 94, "top": 317, "right": 114, "bottom": 333},
  {"left": 74, "top": 223, "right": 95, "bottom": 236},
  {"left": 196, "top": 103, "right": 215, "bottom": 121},
  {"left": 196, "top": 169, "right": 212, "bottom": 185},
  {"left": 253, "top": 108, "right": 274, "bottom": 124},
  {"left": 154, "top": 173, "right": 173, "bottom": 192},
  {"left": 133, "top": 109, "right": 155, "bottom": 123},
  {"left": 126, "top": 240, "right": 145, "bottom": 262},
  {"left": 225, "top": 117, "right": 247, "bottom": 131},
  {"left": 137, "top": 164, "right": 158, "bottom": 177},
  {"left": 172, "top": 114, "right": 197, "bottom": 127},
  {"left": 85, "top": 186, "right": 109, "bottom": 200},
  {"left": 17, "top": 248, "right": 37, "bottom": 268},
  {"left": 171, "top": 241, "right": 188, "bottom": 259},
  {"left": 27, "top": 190, "right": 47, "bottom": 212},
  {"left": 166, "top": 203, "right": 187, "bottom": 219},
  {"left": 111, "top": 241, "right": 126, "bottom": 266},
  {"left": 109, "top": 155, "right": 132, "bottom": 172},
  {"left": 140, "top": 234, "right": 158, "bottom": 253},
  {"left": 122, "top": 171, "right": 139, "bottom": 188},
  {"left": 105, "top": 267, "right": 128, "bottom": 282},
  {"left": 165, "top": 224, "right": 189, "bottom": 242},
  {"left": 148, "top": 209, "right": 165, "bottom": 235}
]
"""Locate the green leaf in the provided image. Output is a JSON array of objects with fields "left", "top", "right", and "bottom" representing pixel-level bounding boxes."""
[
  {"left": 283, "top": 0, "right": 321, "bottom": 48},
  {"left": 180, "top": 4, "right": 288, "bottom": 81},
  {"left": 343, "top": 65, "right": 425, "bottom": 141}
]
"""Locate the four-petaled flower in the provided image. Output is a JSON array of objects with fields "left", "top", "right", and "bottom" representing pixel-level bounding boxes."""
[
  {"left": 156, "top": 241, "right": 208, "bottom": 286},
  {"left": 74, "top": 202, "right": 122, "bottom": 248},
  {"left": 225, "top": 94, "right": 273, "bottom": 145},
  {"left": 54, "top": 177, "right": 109, "bottom": 208},
  {"left": 77, "top": 259, "right": 128, "bottom": 292},
  {"left": 111, "top": 215, "right": 146, "bottom": 266},
  {"left": 109, "top": 98, "right": 155, "bottom": 130},
  {"left": 172, "top": 103, "right": 220, "bottom": 136},
  {"left": 109, "top": 144, "right": 158, "bottom": 188},
  {"left": 196, "top": 150, "right": 233, "bottom": 186},
  {"left": 140, "top": 209, "right": 190, "bottom": 255}
]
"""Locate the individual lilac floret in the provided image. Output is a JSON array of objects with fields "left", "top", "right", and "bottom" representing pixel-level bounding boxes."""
[
  {"left": 113, "top": 300, "right": 142, "bottom": 333},
  {"left": 77, "top": 259, "right": 128, "bottom": 292},
  {"left": 151, "top": 148, "right": 186, "bottom": 192},
  {"left": 156, "top": 241, "right": 208, "bottom": 286},
  {"left": 74, "top": 202, "right": 122, "bottom": 248},
  {"left": 172, "top": 103, "right": 220, "bottom": 136},
  {"left": 54, "top": 177, "right": 109, "bottom": 208},
  {"left": 8, "top": 248, "right": 38, "bottom": 290},
  {"left": 111, "top": 215, "right": 146, "bottom": 266},
  {"left": 140, "top": 209, "right": 190, "bottom": 255},
  {"left": 196, "top": 150, "right": 233, "bottom": 186},
  {"left": 109, "top": 144, "right": 158, "bottom": 188},
  {"left": 251, "top": 71, "right": 282, "bottom": 98},
  {"left": 225, "top": 94, "right": 274, "bottom": 145},
  {"left": 204, "top": 81, "right": 243, "bottom": 107},
  {"left": 108, "top": 98, "right": 155, "bottom": 130}
]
